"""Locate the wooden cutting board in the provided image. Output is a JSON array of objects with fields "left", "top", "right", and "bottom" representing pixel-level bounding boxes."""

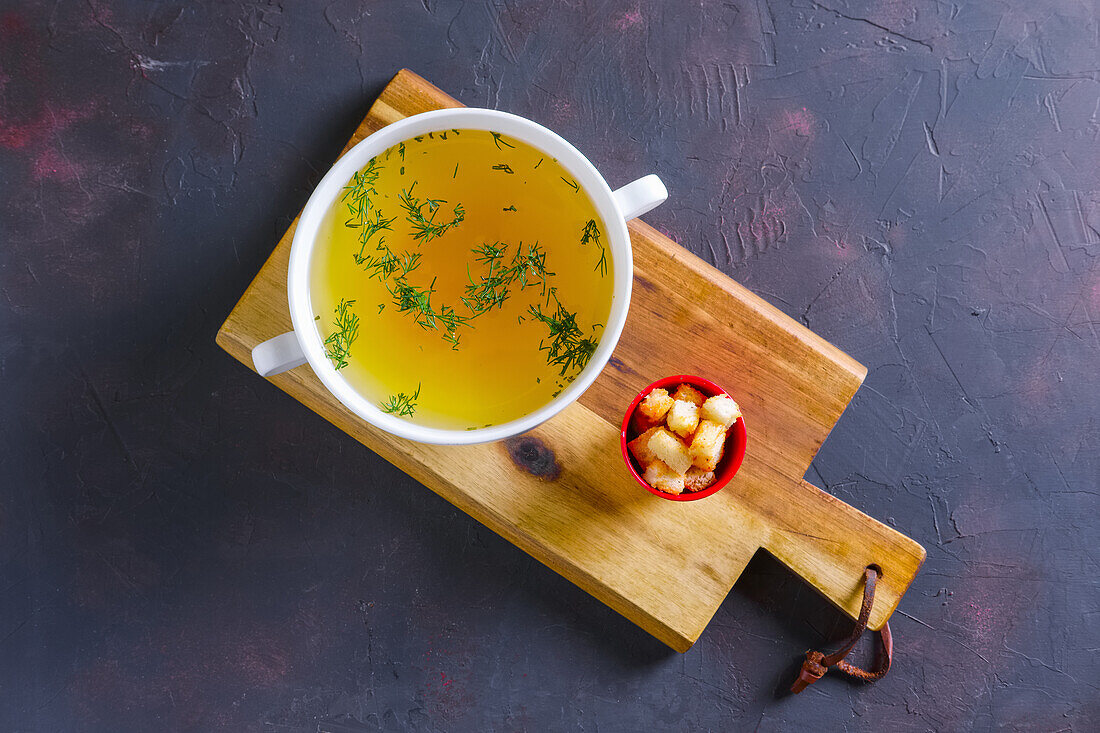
[{"left": 217, "top": 69, "right": 925, "bottom": 652}]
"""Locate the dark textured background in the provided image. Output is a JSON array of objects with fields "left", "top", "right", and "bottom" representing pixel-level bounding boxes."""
[{"left": 2, "top": 1, "right": 1098, "bottom": 730}]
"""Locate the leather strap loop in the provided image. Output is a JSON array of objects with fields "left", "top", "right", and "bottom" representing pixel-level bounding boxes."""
[{"left": 790, "top": 567, "right": 893, "bottom": 693}]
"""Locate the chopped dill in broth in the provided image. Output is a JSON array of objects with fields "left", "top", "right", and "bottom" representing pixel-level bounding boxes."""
[{"left": 310, "top": 129, "right": 614, "bottom": 430}]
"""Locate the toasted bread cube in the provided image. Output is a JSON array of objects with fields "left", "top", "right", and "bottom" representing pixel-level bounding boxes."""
[
  {"left": 689, "top": 419, "right": 727, "bottom": 471},
  {"left": 684, "top": 466, "right": 717, "bottom": 492},
  {"left": 666, "top": 399, "right": 700, "bottom": 437},
  {"left": 701, "top": 394, "right": 742, "bottom": 428},
  {"left": 671, "top": 383, "right": 705, "bottom": 407},
  {"left": 644, "top": 460, "right": 685, "bottom": 495},
  {"left": 638, "top": 388, "right": 674, "bottom": 421},
  {"left": 628, "top": 427, "right": 662, "bottom": 469},
  {"left": 630, "top": 410, "right": 662, "bottom": 435},
  {"left": 648, "top": 427, "right": 693, "bottom": 474}
]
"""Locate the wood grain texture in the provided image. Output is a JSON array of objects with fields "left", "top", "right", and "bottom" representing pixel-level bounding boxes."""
[{"left": 216, "top": 69, "right": 924, "bottom": 652}]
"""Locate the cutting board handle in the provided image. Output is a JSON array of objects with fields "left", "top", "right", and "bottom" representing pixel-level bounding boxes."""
[{"left": 761, "top": 476, "right": 925, "bottom": 630}]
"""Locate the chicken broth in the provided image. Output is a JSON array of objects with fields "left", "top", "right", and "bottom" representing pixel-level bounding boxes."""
[{"left": 309, "top": 129, "right": 614, "bottom": 430}]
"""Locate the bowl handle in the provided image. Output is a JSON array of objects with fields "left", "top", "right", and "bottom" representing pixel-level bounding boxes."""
[
  {"left": 252, "top": 331, "right": 307, "bottom": 377},
  {"left": 612, "top": 174, "right": 668, "bottom": 221}
]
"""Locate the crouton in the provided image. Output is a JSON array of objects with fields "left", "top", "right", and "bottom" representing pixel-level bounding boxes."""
[
  {"left": 684, "top": 466, "right": 717, "bottom": 492},
  {"left": 689, "top": 419, "right": 727, "bottom": 471},
  {"left": 671, "top": 383, "right": 705, "bottom": 407},
  {"left": 644, "top": 460, "right": 685, "bottom": 495},
  {"left": 638, "top": 388, "right": 674, "bottom": 421},
  {"left": 628, "top": 427, "right": 662, "bottom": 468},
  {"left": 630, "top": 410, "right": 663, "bottom": 435},
  {"left": 648, "top": 427, "right": 693, "bottom": 474},
  {"left": 701, "top": 394, "right": 741, "bottom": 428},
  {"left": 666, "top": 399, "right": 700, "bottom": 437}
]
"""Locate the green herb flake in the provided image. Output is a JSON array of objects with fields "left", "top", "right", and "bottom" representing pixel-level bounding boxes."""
[
  {"left": 461, "top": 241, "right": 553, "bottom": 316},
  {"left": 350, "top": 209, "right": 398, "bottom": 267},
  {"left": 490, "top": 132, "right": 515, "bottom": 150},
  {"left": 400, "top": 183, "right": 465, "bottom": 243},
  {"left": 356, "top": 240, "right": 401, "bottom": 280},
  {"left": 561, "top": 177, "right": 579, "bottom": 192},
  {"left": 528, "top": 296, "right": 598, "bottom": 377},
  {"left": 380, "top": 382, "right": 420, "bottom": 417},
  {"left": 323, "top": 299, "right": 359, "bottom": 370},
  {"left": 492, "top": 163, "right": 515, "bottom": 174},
  {"left": 443, "top": 329, "right": 461, "bottom": 351},
  {"left": 387, "top": 274, "right": 471, "bottom": 343},
  {"left": 580, "top": 219, "right": 607, "bottom": 277},
  {"left": 342, "top": 160, "right": 387, "bottom": 250}
]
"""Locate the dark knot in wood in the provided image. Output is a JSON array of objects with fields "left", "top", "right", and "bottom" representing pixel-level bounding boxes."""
[{"left": 504, "top": 436, "right": 561, "bottom": 480}]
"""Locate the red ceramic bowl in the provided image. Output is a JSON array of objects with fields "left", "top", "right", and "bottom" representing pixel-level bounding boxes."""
[{"left": 620, "top": 375, "right": 747, "bottom": 501}]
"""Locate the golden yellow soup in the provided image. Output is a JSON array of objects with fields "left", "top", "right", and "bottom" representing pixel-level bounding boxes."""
[{"left": 309, "top": 129, "right": 613, "bottom": 430}]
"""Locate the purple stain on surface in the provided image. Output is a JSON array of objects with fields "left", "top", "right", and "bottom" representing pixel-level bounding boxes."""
[
  {"left": 31, "top": 145, "right": 84, "bottom": 182},
  {"left": 231, "top": 638, "right": 292, "bottom": 687},
  {"left": 613, "top": 8, "right": 644, "bottom": 31},
  {"left": 418, "top": 631, "right": 479, "bottom": 724},
  {"left": 780, "top": 107, "right": 815, "bottom": 137},
  {"left": 0, "top": 13, "right": 104, "bottom": 186},
  {"left": 550, "top": 97, "right": 575, "bottom": 121},
  {"left": 0, "top": 102, "right": 98, "bottom": 152},
  {"left": 734, "top": 199, "right": 787, "bottom": 258},
  {"left": 832, "top": 240, "right": 860, "bottom": 262},
  {"left": 0, "top": 11, "right": 28, "bottom": 44},
  {"left": 962, "top": 602, "right": 997, "bottom": 643},
  {"left": 1021, "top": 358, "right": 1055, "bottom": 408}
]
